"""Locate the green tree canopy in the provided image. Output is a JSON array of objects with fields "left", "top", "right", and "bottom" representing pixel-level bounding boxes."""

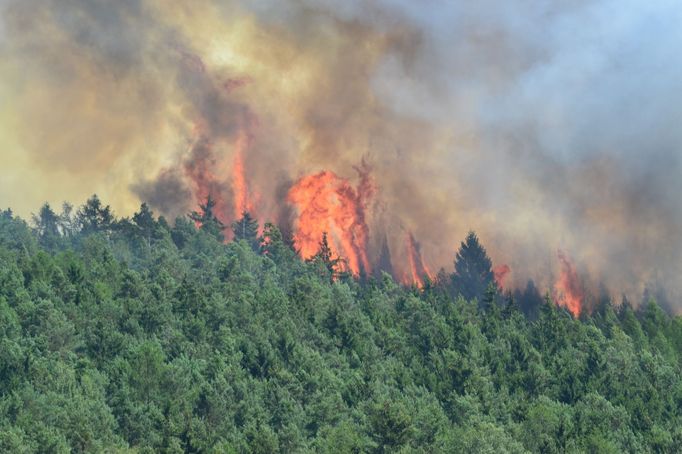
[
  {"left": 451, "top": 231, "right": 495, "bottom": 302},
  {"left": 189, "top": 195, "right": 225, "bottom": 241},
  {"left": 77, "top": 194, "right": 114, "bottom": 235},
  {"left": 231, "top": 211, "right": 260, "bottom": 251}
]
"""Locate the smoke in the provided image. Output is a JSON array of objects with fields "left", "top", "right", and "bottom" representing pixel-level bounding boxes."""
[{"left": 1, "top": 0, "right": 681, "bottom": 306}]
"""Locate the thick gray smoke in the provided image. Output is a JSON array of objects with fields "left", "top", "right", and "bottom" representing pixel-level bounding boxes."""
[{"left": 1, "top": 0, "right": 680, "bottom": 307}]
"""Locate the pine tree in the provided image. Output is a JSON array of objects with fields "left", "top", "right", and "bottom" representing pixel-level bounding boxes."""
[
  {"left": 189, "top": 195, "right": 225, "bottom": 242},
  {"left": 451, "top": 231, "right": 495, "bottom": 302},
  {"left": 231, "top": 211, "right": 260, "bottom": 251}
]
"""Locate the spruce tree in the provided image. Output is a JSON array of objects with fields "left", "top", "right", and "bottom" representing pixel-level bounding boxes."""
[
  {"left": 77, "top": 194, "right": 114, "bottom": 234},
  {"left": 189, "top": 195, "right": 225, "bottom": 242},
  {"left": 231, "top": 211, "right": 260, "bottom": 251},
  {"left": 514, "top": 279, "right": 544, "bottom": 320},
  {"left": 451, "top": 231, "right": 495, "bottom": 302},
  {"left": 309, "top": 232, "right": 339, "bottom": 281},
  {"left": 133, "top": 203, "right": 157, "bottom": 245}
]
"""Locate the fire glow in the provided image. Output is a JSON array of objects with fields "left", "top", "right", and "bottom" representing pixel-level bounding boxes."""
[
  {"left": 554, "top": 250, "right": 584, "bottom": 317},
  {"left": 404, "top": 232, "right": 433, "bottom": 287},
  {"left": 494, "top": 264, "right": 511, "bottom": 290},
  {"left": 184, "top": 130, "right": 586, "bottom": 315},
  {"left": 287, "top": 165, "right": 373, "bottom": 276}
]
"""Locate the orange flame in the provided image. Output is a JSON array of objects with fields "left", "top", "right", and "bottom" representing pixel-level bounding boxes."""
[
  {"left": 287, "top": 165, "right": 373, "bottom": 275},
  {"left": 403, "top": 232, "right": 433, "bottom": 288},
  {"left": 232, "top": 132, "right": 255, "bottom": 218},
  {"left": 553, "top": 250, "right": 583, "bottom": 316},
  {"left": 493, "top": 264, "right": 511, "bottom": 290}
]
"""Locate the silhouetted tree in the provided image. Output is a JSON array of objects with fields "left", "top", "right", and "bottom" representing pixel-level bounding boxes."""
[
  {"left": 133, "top": 203, "right": 155, "bottom": 232},
  {"left": 308, "top": 232, "right": 339, "bottom": 281},
  {"left": 231, "top": 211, "right": 259, "bottom": 251},
  {"left": 189, "top": 195, "right": 225, "bottom": 241},
  {"left": 261, "top": 222, "right": 297, "bottom": 263},
  {"left": 514, "top": 279, "right": 544, "bottom": 320},
  {"left": 451, "top": 231, "right": 495, "bottom": 302},
  {"left": 132, "top": 203, "right": 157, "bottom": 245},
  {"left": 32, "top": 203, "right": 61, "bottom": 250},
  {"left": 374, "top": 236, "right": 393, "bottom": 280},
  {"left": 58, "top": 202, "right": 76, "bottom": 239}
]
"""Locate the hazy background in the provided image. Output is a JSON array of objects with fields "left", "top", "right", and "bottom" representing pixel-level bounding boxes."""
[{"left": 1, "top": 0, "right": 680, "bottom": 306}]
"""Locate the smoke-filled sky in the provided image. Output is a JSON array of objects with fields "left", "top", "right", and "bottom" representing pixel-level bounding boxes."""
[{"left": 1, "top": 0, "right": 681, "bottom": 305}]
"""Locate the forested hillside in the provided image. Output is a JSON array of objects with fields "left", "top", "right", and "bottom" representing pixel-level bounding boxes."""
[{"left": 1, "top": 197, "right": 682, "bottom": 453}]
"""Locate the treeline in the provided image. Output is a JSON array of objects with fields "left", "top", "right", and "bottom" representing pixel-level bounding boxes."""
[{"left": 0, "top": 196, "right": 681, "bottom": 452}]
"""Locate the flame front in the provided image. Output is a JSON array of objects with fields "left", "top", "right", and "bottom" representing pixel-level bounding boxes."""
[
  {"left": 287, "top": 167, "right": 373, "bottom": 275},
  {"left": 554, "top": 250, "right": 584, "bottom": 316},
  {"left": 403, "top": 232, "right": 433, "bottom": 287}
]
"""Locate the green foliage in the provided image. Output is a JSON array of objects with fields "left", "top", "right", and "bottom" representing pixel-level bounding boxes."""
[
  {"left": 1, "top": 199, "right": 682, "bottom": 452},
  {"left": 77, "top": 194, "right": 114, "bottom": 235},
  {"left": 189, "top": 195, "right": 225, "bottom": 242},
  {"left": 31, "top": 203, "right": 61, "bottom": 250},
  {"left": 307, "top": 232, "right": 340, "bottom": 282},
  {"left": 232, "top": 211, "right": 260, "bottom": 252},
  {"left": 451, "top": 231, "right": 495, "bottom": 303}
]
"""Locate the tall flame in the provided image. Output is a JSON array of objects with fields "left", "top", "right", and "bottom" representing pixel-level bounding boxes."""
[
  {"left": 287, "top": 165, "right": 373, "bottom": 275},
  {"left": 403, "top": 232, "right": 433, "bottom": 287},
  {"left": 554, "top": 250, "right": 584, "bottom": 316},
  {"left": 231, "top": 132, "right": 255, "bottom": 219}
]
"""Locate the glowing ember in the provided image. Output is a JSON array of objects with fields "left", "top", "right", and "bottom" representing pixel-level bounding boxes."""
[
  {"left": 287, "top": 165, "right": 373, "bottom": 275},
  {"left": 553, "top": 250, "right": 584, "bottom": 316},
  {"left": 493, "top": 264, "right": 511, "bottom": 290},
  {"left": 403, "top": 232, "right": 433, "bottom": 287}
]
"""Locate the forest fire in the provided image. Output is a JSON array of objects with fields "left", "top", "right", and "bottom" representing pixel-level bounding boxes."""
[
  {"left": 554, "top": 250, "right": 584, "bottom": 316},
  {"left": 287, "top": 165, "right": 373, "bottom": 275},
  {"left": 185, "top": 142, "right": 592, "bottom": 309},
  {"left": 404, "top": 232, "right": 433, "bottom": 287},
  {"left": 231, "top": 132, "right": 255, "bottom": 219},
  {"left": 183, "top": 137, "right": 232, "bottom": 224},
  {"left": 494, "top": 264, "right": 511, "bottom": 290}
]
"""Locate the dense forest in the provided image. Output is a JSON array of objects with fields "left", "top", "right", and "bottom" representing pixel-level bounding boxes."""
[{"left": 1, "top": 195, "right": 682, "bottom": 453}]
